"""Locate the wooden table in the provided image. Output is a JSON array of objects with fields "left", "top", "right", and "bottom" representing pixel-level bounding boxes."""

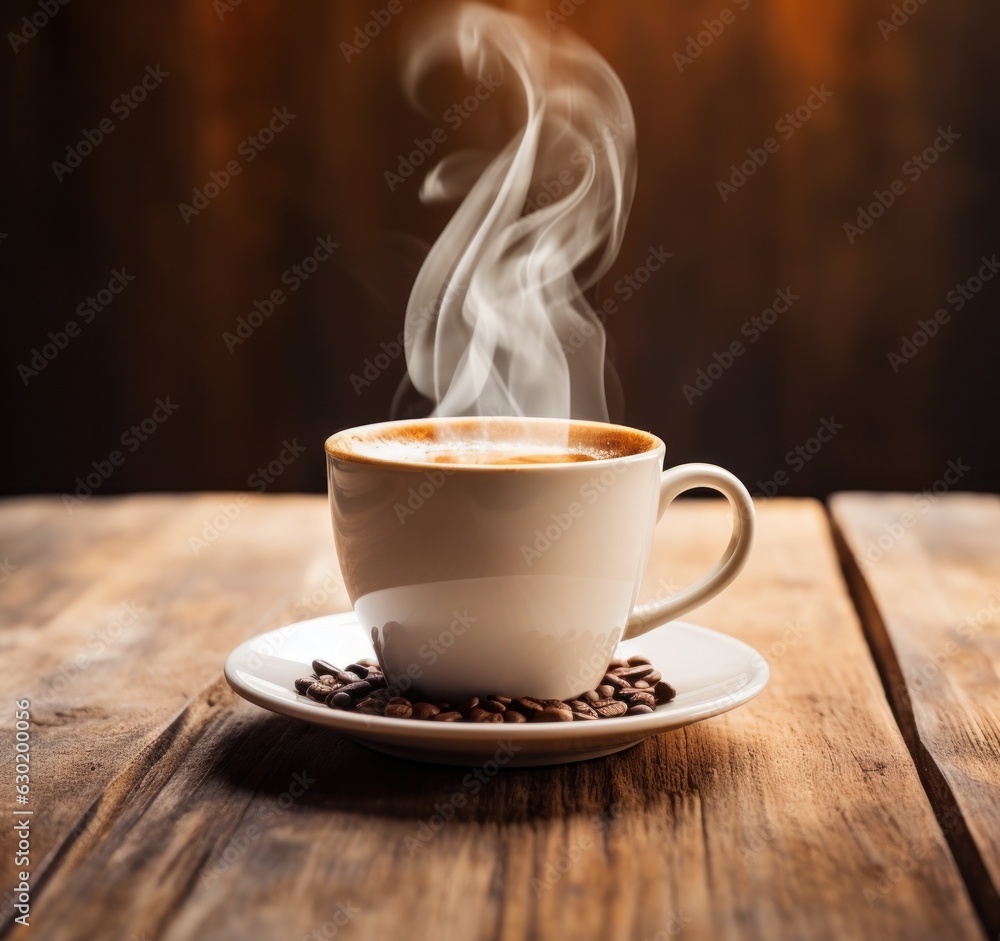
[{"left": 1, "top": 493, "right": 998, "bottom": 941}]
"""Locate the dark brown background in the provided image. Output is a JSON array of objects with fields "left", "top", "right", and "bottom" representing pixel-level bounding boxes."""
[{"left": 2, "top": 0, "right": 998, "bottom": 499}]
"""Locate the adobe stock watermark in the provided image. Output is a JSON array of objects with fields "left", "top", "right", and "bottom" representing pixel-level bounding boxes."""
[
  {"left": 739, "top": 802, "right": 800, "bottom": 861},
  {"left": 681, "top": 287, "right": 799, "bottom": 404},
  {"left": 393, "top": 467, "right": 456, "bottom": 523},
  {"left": 863, "top": 805, "right": 965, "bottom": 907},
  {"left": 852, "top": 458, "right": 970, "bottom": 571},
  {"left": 295, "top": 905, "right": 362, "bottom": 941},
  {"left": 187, "top": 438, "right": 307, "bottom": 554},
  {"left": 340, "top": 0, "right": 410, "bottom": 63},
  {"left": 199, "top": 770, "right": 317, "bottom": 887},
  {"left": 178, "top": 106, "right": 296, "bottom": 224},
  {"left": 878, "top": 0, "right": 932, "bottom": 40},
  {"left": 402, "top": 741, "right": 520, "bottom": 855},
  {"left": 754, "top": 416, "right": 844, "bottom": 498},
  {"left": 241, "top": 621, "right": 302, "bottom": 673},
  {"left": 213, "top": 0, "right": 244, "bottom": 21},
  {"left": 562, "top": 245, "right": 672, "bottom": 355},
  {"left": 613, "top": 245, "right": 673, "bottom": 303},
  {"left": 51, "top": 66, "right": 169, "bottom": 182},
  {"left": 8, "top": 0, "right": 70, "bottom": 53},
  {"left": 900, "top": 585, "right": 1000, "bottom": 699},
  {"left": 62, "top": 397, "right": 179, "bottom": 512},
  {"left": 642, "top": 915, "right": 694, "bottom": 940},
  {"left": 348, "top": 282, "right": 465, "bottom": 395},
  {"left": 717, "top": 85, "right": 833, "bottom": 201},
  {"left": 34, "top": 601, "right": 146, "bottom": 705},
  {"left": 223, "top": 236, "right": 339, "bottom": 352},
  {"left": 672, "top": 0, "right": 751, "bottom": 73},
  {"left": 749, "top": 619, "right": 809, "bottom": 674},
  {"left": 17, "top": 267, "right": 135, "bottom": 385},
  {"left": 520, "top": 461, "right": 629, "bottom": 566},
  {"left": 545, "top": 0, "right": 589, "bottom": 30},
  {"left": 887, "top": 253, "right": 997, "bottom": 372},
  {"left": 530, "top": 802, "right": 692, "bottom": 935},
  {"left": 368, "top": 610, "right": 479, "bottom": 696},
  {"left": 384, "top": 73, "right": 502, "bottom": 192},
  {"left": 519, "top": 115, "right": 631, "bottom": 218},
  {"left": 289, "top": 568, "right": 348, "bottom": 620},
  {"left": 843, "top": 126, "right": 959, "bottom": 244}
]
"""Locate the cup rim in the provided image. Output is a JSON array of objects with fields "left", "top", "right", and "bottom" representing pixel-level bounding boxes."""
[{"left": 325, "top": 416, "right": 664, "bottom": 471}]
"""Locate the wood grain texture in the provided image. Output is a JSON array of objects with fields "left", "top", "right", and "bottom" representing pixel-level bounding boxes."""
[
  {"left": 831, "top": 492, "right": 1000, "bottom": 937},
  {"left": 0, "top": 496, "right": 986, "bottom": 940},
  {"left": 0, "top": 493, "right": 349, "bottom": 932}
]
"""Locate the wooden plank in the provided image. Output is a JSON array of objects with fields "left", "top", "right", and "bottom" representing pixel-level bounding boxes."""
[
  {"left": 831, "top": 491, "right": 1000, "bottom": 937},
  {"left": 0, "top": 494, "right": 351, "bottom": 933},
  {"left": 1, "top": 496, "right": 983, "bottom": 940}
]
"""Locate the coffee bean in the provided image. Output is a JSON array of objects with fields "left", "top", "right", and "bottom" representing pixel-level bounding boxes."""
[
  {"left": 410, "top": 702, "right": 440, "bottom": 720},
  {"left": 294, "top": 676, "right": 317, "bottom": 694},
  {"left": 296, "top": 650, "right": 675, "bottom": 723},
  {"left": 384, "top": 697, "right": 413, "bottom": 718},
  {"left": 331, "top": 669, "right": 363, "bottom": 685},
  {"left": 355, "top": 697, "right": 386, "bottom": 715},
  {"left": 533, "top": 705, "right": 574, "bottom": 722},
  {"left": 511, "top": 697, "right": 544, "bottom": 716},
  {"left": 654, "top": 680, "right": 677, "bottom": 704},
  {"left": 329, "top": 691, "right": 353, "bottom": 709},
  {"left": 594, "top": 700, "right": 628, "bottom": 718},
  {"left": 434, "top": 711, "right": 464, "bottom": 722},
  {"left": 337, "top": 680, "right": 372, "bottom": 700},
  {"left": 622, "top": 690, "right": 656, "bottom": 710},
  {"left": 568, "top": 700, "right": 599, "bottom": 718},
  {"left": 618, "top": 664, "right": 655, "bottom": 683},
  {"left": 468, "top": 707, "right": 505, "bottom": 723}
]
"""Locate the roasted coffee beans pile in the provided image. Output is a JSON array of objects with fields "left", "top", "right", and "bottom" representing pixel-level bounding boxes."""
[{"left": 294, "top": 655, "right": 676, "bottom": 722}]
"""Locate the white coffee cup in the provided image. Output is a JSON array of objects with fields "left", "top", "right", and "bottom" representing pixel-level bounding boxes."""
[{"left": 325, "top": 416, "right": 755, "bottom": 701}]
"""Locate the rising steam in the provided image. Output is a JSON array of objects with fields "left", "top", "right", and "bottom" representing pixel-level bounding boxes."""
[{"left": 400, "top": 3, "right": 636, "bottom": 421}]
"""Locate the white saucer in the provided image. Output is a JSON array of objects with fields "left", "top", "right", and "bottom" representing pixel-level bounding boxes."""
[{"left": 224, "top": 613, "right": 769, "bottom": 767}]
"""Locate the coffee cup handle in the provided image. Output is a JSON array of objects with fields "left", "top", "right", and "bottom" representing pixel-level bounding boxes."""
[{"left": 622, "top": 463, "right": 756, "bottom": 640}]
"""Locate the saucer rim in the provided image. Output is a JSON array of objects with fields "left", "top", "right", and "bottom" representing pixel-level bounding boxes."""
[{"left": 224, "top": 612, "right": 770, "bottom": 741}]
